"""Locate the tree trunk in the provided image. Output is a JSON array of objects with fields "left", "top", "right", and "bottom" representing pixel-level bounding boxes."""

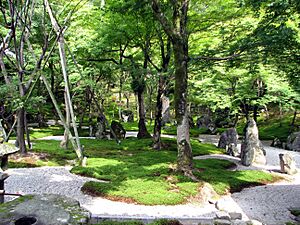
[
  {"left": 153, "top": 75, "right": 164, "bottom": 150},
  {"left": 290, "top": 110, "right": 297, "bottom": 132},
  {"left": 24, "top": 112, "right": 31, "bottom": 149},
  {"left": 253, "top": 105, "right": 258, "bottom": 123},
  {"left": 151, "top": 0, "right": 194, "bottom": 177},
  {"left": 137, "top": 91, "right": 151, "bottom": 138},
  {"left": 173, "top": 40, "right": 193, "bottom": 175},
  {"left": 60, "top": 91, "right": 70, "bottom": 149},
  {"left": 17, "top": 107, "right": 26, "bottom": 155}
]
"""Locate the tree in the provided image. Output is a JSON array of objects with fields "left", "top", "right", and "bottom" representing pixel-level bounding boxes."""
[{"left": 151, "top": 0, "right": 194, "bottom": 177}]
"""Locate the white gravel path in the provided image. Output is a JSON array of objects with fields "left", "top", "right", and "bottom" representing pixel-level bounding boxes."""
[
  {"left": 4, "top": 133, "right": 300, "bottom": 224},
  {"left": 4, "top": 167, "right": 218, "bottom": 220}
]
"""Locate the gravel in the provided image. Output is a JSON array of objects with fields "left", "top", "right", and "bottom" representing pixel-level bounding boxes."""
[{"left": 3, "top": 134, "right": 300, "bottom": 224}]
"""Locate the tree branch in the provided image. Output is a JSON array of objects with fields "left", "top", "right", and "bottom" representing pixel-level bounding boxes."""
[
  {"left": 188, "top": 53, "right": 241, "bottom": 62},
  {"left": 86, "top": 58, "right": 119, "bottom": 65},
  {"left": 151, "top": 0, "right": 178, "bottom": 40}
]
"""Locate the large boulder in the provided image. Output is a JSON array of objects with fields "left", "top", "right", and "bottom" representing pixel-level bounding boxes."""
[
  {"left": 279, "top": 153, "right": 298, "bottom": 175},
  {"left": 286, "top": 132, "right": 300, "bottom": 152},
  {"left": 0, "top": 194, "right": 91, "bottom": 225},
  {"left": 218, "top": 128, "right": 238, "bottom": 149},
  {"left": 241, "top": 119, "right": 266, "bottom": 166},
  {"left": 110, "top": 121, "right": 126, "bottom": 140}
]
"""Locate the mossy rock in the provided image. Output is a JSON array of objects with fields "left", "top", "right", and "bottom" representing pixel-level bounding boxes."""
[{"left": 0, "top": 194, "right": 90, "bottom": 225}]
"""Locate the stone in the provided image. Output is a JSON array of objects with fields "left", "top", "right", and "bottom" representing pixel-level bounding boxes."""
[
  {"left": 241, "top": 119, "right": 266, "bottom": 166},
  {"left": 232, "top": 220, "right": 248, "bottom": 225},
  {"left": 121, "top": 110, "right": 134, "bottom": 123},
  {"left": 286, "top": 132, "right": 300, "bottom": 151},
  {"left": 270, "top": 137, "right": 283, "bottom": 148},
  {"left": 95, "top": 115, "right": 107, "bottom": 139},
  {"left": 0, "top": 194, "right": 91, "bottom": 225},
  {"left": 95, "top": 122, "right": 107, "bottom": 139},
  {"left": 198, "top": 183, "right": 219, "bottom": 204},
  {"left": 162, "top": 96, "right": 171, "bottom": 125},
  {"left": 218, "top": 128, "right": 238, "bottom": 148},
  {"left": 207, "top": 123, "right": 217, "bottom": 134},
  {"left": 0, "top": 120, "right": 6, "bottom": 142},
  {"left": 0, "top": 142, "right": 18, "bottom": 158},
  {"left": 216, "top": 211, "right": 230, "bottom": 220},
  {"left": 110, "top": 121, "right": 126, "bottom": 140},
  {"left": 246, "top": 220, "right": 263, "bottom": 225},
  {"left": 197, "top": 115, "right": 213, "bottom": 129},
  {"left": 279, "top": 153, "right": 298, "bottom": 175},
  {"left": 214, "top": 219, "right": 231, "bottom": 225},
  {"left": 226, "top": 143, "right": 239, "bottom": 157},
  {"left": 218, "top": 128, "right": 239, "bottom": 156},
  {"left": 229, "top": 212, "right": 242, "bottom": 220}
]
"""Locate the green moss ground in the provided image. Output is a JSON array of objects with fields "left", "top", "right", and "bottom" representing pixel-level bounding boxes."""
[{"left": 8, "top": 136, "right": 279, "bottom": 205}]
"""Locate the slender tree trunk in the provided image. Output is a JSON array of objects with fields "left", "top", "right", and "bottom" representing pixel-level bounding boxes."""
[
  {"left": 45, "top": 0, "right": 83, "bottom": 162},
  {"left": 135, "top": 93, "right": 139, "bottom": 121},
  {"left": 290, "top": 110, "right": 297, "bottom": 132},
  {"left": 279, "top": 102, "right": 283, "bottom": 127},
  {"left": 119, "top": 77, "right": 123, "bottom": 121},
  {"left": 24, "top": 112, "right": 31, "bottom": 149},
  {"left": 17, "top": 107, "right": 26, "bottom": 154},
  {"left": 61, "top": 91, "right": 70, "bottom": 149},
  {"left": 137, "top": 91, "right": 151, "bottom": 138},
  {"left": 153, "top": 75, "right": 164, "bottom": 150},
  {"left": 253, "top": 105, "right": 258, "bottom": 123}
]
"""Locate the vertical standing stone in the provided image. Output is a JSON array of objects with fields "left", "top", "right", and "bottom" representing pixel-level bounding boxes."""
[
  {"left": 241, "top": 118, "right": 266, "bottom": 166},
  {"left": 279, "top": 153, "right": 298, "bottom": 175}
]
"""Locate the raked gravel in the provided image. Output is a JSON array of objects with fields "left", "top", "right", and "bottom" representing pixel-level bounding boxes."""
[{"left": 4, "top": 133, "right": 300, "bottom": 224}]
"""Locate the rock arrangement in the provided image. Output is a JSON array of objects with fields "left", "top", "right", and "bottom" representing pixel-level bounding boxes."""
[
  {"left": 213, "top": 199, "right": 264, "bottom": 225},
  {"left": 279, "top": 153, "right": 298, "bottom": 175},
  {"left": 121, "top": 110, "right": 134, "bottom": 123},
  {"left": 0, "top": 194, "right": 91, "bottom": 225},
  {"left": 110, "top": 121, "right": 126, "bottom": 140},
  {"left": 218, "top": 128, "right": 239, "bottom": 157},
  {"left": 270, "top": 137, "right": 283, "bottom": 148},
  {"left": 241, "top": 119, "right": 266, "bottom": 166},
  {"left": 286, "top": 132, "right": 300, "bottom": 151}
]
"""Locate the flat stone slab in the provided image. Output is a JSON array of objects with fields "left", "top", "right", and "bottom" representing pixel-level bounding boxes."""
[
  {"left": 0, "top": 143, "right": 18, "bottom": 158},
  {"left": 0, "top": 194, "right": 91, "bottom": 225}
]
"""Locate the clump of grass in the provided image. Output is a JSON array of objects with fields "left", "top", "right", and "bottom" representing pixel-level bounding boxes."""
[{"left": 290, "top": 209, "right": 300, "bottom": 217}]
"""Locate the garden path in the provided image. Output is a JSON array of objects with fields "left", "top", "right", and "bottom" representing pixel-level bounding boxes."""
[{"left": 4, "top": 133, "right": 300, "bottom": 224}]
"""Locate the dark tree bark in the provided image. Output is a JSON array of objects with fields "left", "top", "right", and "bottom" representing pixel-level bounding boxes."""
[
  {"left": 151, "top": 0, "right": 194, "bottom": 176},
  {"left": 152, "top": 35, "right": 171, "bottom": 150},
  {"left": 17, "top": 107, "right": 26, "bottom": 154},
  {"left": 137, "top": 91, "right": 151, "bottom": 139},
  {"left": 153, "top": 75, "right": 164, "bottom": 149}
]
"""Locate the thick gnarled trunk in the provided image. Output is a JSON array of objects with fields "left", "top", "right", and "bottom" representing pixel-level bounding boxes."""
[{"left": 173, "top": 40, "right": 193, "bottom": 174}]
